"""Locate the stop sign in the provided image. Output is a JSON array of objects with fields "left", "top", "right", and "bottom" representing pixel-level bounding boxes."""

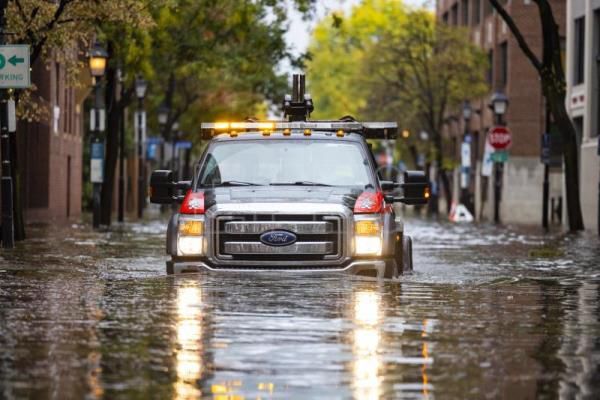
[{"left": 488, "top": 126, "right": 512, "bottom": 150}]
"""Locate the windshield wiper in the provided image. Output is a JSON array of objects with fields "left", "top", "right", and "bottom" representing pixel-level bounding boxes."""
[
  {"left": 211, "top": 180, "right": 261, "bottom": 186},
  {"left": 270, "top": 181, "right": 332, "bottom": 187}
]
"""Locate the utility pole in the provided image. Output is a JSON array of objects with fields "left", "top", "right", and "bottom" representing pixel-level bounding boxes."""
[{"left": 0, "top": 0, "right": 14, "bottom": 248}]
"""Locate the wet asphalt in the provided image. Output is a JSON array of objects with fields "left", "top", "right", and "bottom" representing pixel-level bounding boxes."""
[{"left": 0, "top": 215, "right": 599, "bottom": 399}]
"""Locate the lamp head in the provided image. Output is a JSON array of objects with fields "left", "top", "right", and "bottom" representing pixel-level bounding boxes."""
[{"left": 89, "top": 42, "right": 108, "bottom": 78}]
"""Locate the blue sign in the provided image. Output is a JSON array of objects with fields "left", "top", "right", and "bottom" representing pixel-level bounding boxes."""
[
  {"left": 147, "top": 136, "right": 164, "bottom": 145},
  {"left": 541, "top": 131, "right": 562, "bottom": 166},
  {"left": 91, "top": 142, "right": 104, "bottom": 160},
  {"left": 175, "top": 140, "right": 193, "bottom": 150},
  {"left": 147, "top": 143, "right": 157, "bottom": 160}
]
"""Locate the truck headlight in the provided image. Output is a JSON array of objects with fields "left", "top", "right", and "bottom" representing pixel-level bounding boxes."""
[
  {"left": 177, "top": 217, "right": 204, "bottom": 256},
  {"left": 354, "top": 217, "right": 382, "bottom": 256},
  {"left": 355, "top": 236, "right": 382, "bottom": 256}
]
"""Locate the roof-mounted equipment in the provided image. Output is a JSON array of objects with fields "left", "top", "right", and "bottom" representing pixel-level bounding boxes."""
[{"left": 283, "top": 74, "right": 314, "bottom": 122}]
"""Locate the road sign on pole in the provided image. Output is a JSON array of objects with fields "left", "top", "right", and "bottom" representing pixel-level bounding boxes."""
[
  {"left": 488, "top": 126, "right": 512, "bottom": 150},
  {"left": 0, "top": 45, "right": 31, "bottom": 88},
  {"left": 491, "top": 151, "right": 509, "bottom": 163}
]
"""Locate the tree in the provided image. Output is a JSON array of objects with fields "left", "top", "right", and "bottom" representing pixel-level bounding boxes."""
[
  {"left": 307, "top": 3, "right": 487, "bottom": 214},
  {"left": 98, "top": 0, "right": 311, "bottom": 226},
  {"left": 361, "top": 10, "right": 487, "bottom": 214},
  {"left": 5, "top": 0, "right": 152, "bottom": 237},
  {"left": 306, "top": 0, "right": 408, "bottom": 119},
  {"left": 488, "top": 0, "right": 584, "bottom": 232}
]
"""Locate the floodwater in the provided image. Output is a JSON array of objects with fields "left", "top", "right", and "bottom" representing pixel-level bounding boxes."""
[{"left": 0, "top": 216, "right": 599, "bottom": 399}]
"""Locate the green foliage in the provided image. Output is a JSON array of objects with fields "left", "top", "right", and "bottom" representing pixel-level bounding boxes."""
[
  {"left": 6, "top": 0, "right": 154, "bottom": 119},
  {"left": 306, "top": 1, "right": 487, "bottom": 168},
  {"left": 145, "top": 0, "right": 295, "bottom": 144},
  {"left": 306, "top": 0, "right": 408, "bottom": 119},
  {"left": 362, "top": 10, "right": 488, "bottom": 136},
  {"left": 6, "top": 0, "right": 312, "bottom": 130}
]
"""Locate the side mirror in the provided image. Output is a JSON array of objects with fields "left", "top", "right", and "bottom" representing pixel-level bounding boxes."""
[
  {"left": 380, "top": 180, "right": 400, "bottom": 192},
  {"left": 395, "top": 171, "right": 430, "bottom": 205},
  {"left": 149, "top": 170, "right": 191, "bottom": 204}
]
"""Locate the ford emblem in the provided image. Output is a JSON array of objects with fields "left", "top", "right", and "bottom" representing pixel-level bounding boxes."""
[{"left": 260, "top": 230, "right": 297, "bottom": 247}]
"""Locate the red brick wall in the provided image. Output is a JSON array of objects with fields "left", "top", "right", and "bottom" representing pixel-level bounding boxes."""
[
  {"left": 18, "top": 52, "right": 83, "bottom": 224},
  {"left": 438, "top": 0, "right": 566, "bottom": 160}
]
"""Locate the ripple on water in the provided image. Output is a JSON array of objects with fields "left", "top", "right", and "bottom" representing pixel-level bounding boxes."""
[{"left": 0, "top": 219, "right": 598, "bottom": 399}]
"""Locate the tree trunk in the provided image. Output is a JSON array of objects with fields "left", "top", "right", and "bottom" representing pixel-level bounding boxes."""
[
  {"left": 433, "top": 134, "right": 452, "bottom": 216},
  {"left": 550, "top": 100, "right": 585, "bottom": 231},
  {"left": 100, "top": 66, "right": 120, "bottom": 226}
]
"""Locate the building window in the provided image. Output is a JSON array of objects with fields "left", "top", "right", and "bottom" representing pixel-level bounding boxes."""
[
  {"left": 461, "top": 0, "right": 469, "bottom": 26},
  {"left": 442, "top": 12, "right": 449, "bottom": 24},
  {"left": 499, "top": 41, "right": 508, "bottom": 88},
  {"left": 473, "top": 0, "right": 481, "bottom": 25},
  {"left": 573, "top": 16, "right": 585, "bottom": 85},
  {"left": 487, "top": 50, "right": 494, "bottom": 86}
]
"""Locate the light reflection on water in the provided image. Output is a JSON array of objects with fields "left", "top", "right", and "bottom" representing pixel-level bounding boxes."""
[
  {"left": 0, "top": 219, "right": 598, "bottom": 399},
  {"left": 175, "top": 284, "right": 203, "bottom": 399},
  {"left": 352, "top": 291, "right": 382, "bottom": 400}
]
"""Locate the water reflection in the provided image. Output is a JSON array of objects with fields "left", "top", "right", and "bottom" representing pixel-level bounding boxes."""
[
  {"left": 352, "top": 290, "right": 382, "bottom": 400},
  {"left": 0, "top": 221, "right": 599, "bottom": 398},
  {"left": 421, "top": 320, "right": 431, "bottom": 400},
  {"left": 174, "top": 283, "right": 203, "bottom": 399}
]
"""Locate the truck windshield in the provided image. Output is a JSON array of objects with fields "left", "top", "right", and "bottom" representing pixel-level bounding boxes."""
[{"left": 198, "top": 139, "right": 373, "bottom": 187}]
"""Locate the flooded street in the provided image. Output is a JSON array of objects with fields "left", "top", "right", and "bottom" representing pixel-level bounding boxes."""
[{"left": 1, "top": 217, "right": 599, "bottom": 399}]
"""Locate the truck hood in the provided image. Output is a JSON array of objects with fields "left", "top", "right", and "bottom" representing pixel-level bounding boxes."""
[{"left": 203, "top": 186, "right": 364, "bottom": 210}]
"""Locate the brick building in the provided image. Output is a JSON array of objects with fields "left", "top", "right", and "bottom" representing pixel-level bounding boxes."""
[
  {"left": 17, "top": 53, "right": 85, "bottom": 223},
  {"left": 436, "top": 0, "right": 566, "bottom": 225},
  {"left": 566, "top": 0, "right": 600, "bottom": 233}
]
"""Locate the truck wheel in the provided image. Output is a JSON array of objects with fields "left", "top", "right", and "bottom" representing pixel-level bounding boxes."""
[
  {"left": 166, "top": 260, "right": 174, "bottom": 275},
  {"left": 402, "top": 235, "right": 413, "bottom": 272}
]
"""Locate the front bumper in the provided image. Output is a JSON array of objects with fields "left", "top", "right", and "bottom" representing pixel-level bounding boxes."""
[{"left": 167, "top": 259, "right": 387, "bottom": 278}]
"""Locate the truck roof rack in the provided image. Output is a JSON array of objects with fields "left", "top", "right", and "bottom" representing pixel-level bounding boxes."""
[
  {"left": 200, "top": 121, "right": 398, "bottom": 140},
  {"left": 201, "top": 74, "right": 397, "bottom": 140}
]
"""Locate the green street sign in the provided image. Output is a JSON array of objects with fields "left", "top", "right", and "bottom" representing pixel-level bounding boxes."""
[
  {"left": 491, "top": 151, "right": 509, "bottom": 163},
  {"left": 0, "top": 45, "right": 31, "bottom": 89},
  {"left": 8, "top": 55, "right": 25, "bottom": 66}
]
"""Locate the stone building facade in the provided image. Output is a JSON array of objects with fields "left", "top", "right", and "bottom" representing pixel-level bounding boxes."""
[
  {"left": 566, "top": 0, "right": 600, "bottom": 233},
  {"left": 437, "top": 0, "right": 566, "bottom": 225}
]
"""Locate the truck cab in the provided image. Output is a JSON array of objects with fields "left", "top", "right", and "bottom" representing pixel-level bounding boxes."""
[{"left": 149, "top": 76, "right": 428, "bottom": 278}]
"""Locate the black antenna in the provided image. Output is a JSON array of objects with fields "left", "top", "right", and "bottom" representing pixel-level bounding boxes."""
[{"left": 283, "top": 74, "right": 314, "bottom": 122}]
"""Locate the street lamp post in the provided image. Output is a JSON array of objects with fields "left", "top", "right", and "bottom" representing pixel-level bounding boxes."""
[
  {"left": 135, "top": 76, "right": 148, "bottom": 219},
  {"left": 88, "top": 42, "right": 108, "bottom": 229},
  {"left": 117, "top": 68, "right": 125, "bottom": 223},
  {"left": 461, "top": 101, "right": 472, "bottom": 212},
  {"left": 489, "top": 92, "right": 509, "bottom": 224},
  {"left": 158, "top": 102, "right": 169, "bottom": 169},
  {"left": 171, "top": 121, "right": 180, "bottom": 178}
]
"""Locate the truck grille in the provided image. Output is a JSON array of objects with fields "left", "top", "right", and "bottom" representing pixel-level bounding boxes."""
[{"left": 213, "top": 214, "right": 344, "bottom": 264}]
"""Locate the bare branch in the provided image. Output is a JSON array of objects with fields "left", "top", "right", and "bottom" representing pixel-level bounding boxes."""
[{"left": 489, "top": 0, "right": 543, "bottom": 71}]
